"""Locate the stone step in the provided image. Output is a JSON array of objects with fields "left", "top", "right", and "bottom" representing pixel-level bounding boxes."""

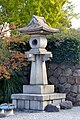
[
  {"left": 12, "top": 93, "right": 66, "bottom": 101},
  {"left": 11, "top": 93, "right": 66, "bottom": 111},
  {"left": 23, "top": 85, "right": 54, "bottom": 94}
]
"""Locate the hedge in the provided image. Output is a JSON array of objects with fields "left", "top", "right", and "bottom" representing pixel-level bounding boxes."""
[
  {"left": 10, "top": 29, "right": 80, "bottom": 65},
  {"left": 47, "top": 29, "right": 80, "bottom": 64}
]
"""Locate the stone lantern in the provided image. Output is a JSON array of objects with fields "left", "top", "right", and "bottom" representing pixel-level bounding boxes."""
[{"left": 11, "top": 15, "right": 66, "bottom": 111}]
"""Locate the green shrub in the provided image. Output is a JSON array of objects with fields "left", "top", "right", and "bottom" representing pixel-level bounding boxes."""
[
  {"left": 47, "top": 29, "right": 80, "bottom": 64},
  {"left": 0, "top": 72, "right": 24, "bottom": 103},
  {"left": 0, "top": 34, "right": 29, "bottom": 103}
]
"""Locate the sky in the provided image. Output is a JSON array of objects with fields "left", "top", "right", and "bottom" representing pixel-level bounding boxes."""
[{"left": 69, "top": 0, "right": 80, "bottom": 28}]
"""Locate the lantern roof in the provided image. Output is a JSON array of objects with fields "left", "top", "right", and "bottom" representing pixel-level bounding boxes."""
[{"left": 19, "top": 15, "right": 59, "bottom": 35}]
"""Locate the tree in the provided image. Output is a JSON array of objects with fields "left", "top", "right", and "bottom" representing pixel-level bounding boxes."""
[{"left": 0, "top": 0, "right": 77, "bottom": 30}]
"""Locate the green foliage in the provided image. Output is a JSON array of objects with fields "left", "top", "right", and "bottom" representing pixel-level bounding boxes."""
[
  {"left": 0, "top": 31, "right": 29, "bottom": 103},
  {"left": 0, "top": 72, "right": 24, "bottom": 103},
  {"left": 0, "top": 0, "right": 77, "bottom": 30},
  {"left": 47, "top": 29, "right": 80, "bottom": 64}
]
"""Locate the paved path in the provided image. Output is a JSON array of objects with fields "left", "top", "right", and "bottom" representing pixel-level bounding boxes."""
[{"left": 1, "top": 107, "right": 80, "bottom": 120}]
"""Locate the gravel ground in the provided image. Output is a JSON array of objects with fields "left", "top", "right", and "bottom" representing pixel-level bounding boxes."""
[{"left": 1, "top": 107, "right": 80, "bottom": 120}]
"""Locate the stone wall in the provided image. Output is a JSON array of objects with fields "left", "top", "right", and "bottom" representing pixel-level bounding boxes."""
[
  {"left": 21, "top": 63, "right": 80, "bottom": 106},
  {"left": 47, "top": 63, "right": 80, "bottom": 106}
]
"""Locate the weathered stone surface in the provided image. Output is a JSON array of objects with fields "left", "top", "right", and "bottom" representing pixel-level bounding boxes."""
[
  {"left": 64, "top": 83, "right": 71, "bottom": 89},
  {"left": 60, "top": 101, "right": 73, "bottom": 109},
  {"left": 69, "top": 92, "right": 77, "bottom": 98},
  {"left": 12, "top": 93, "right": 66, "bottom": 101},
  {"left": 77, "top": 85, "right": 80, "bottom": 93},
  {"left": 59, "top": 64, "right": 67, "bottom": 70},
  {"left": 47, "top": 69, "right": 53, "bottom": 77},
  {"left": 49, "top": 64, "right": 58, "bottom": 71},
  {"left": 24, "top": 101, "right": 29, "bottom": 109},
  {"left": 49, "top": 93, "right": 66, "bottom": 100},
  {"left": 67, "top": 76, "right": 76, "bottom": 85},
  {"left": 19, "top": 61, "right": 80, "bottom": 106},
  {"left": 49, "top": 76, "right": 58, "bottom": 86},
  {"left": 23, "top": 85, "right": 54, "bottom": 94},
  {"left": 58, "top": 76, "right": 67, "bottom": 84},
  {"left": 30, "top": 101, "right": 46, "bottom": 110},
  {"left": 53, "top": 68, "right": 62, "bottom": 78},
  {"left": 70, "top": 85, "right": 78, "bottom": 93},
  {"left": 17, "top": 100, "right": 25, "bottom": 109},
  {"left": 44, "top": 104, "right": 60, "bottom": 112},
  {"left": 74, "top": 101, "right": 80, "bottom": 106},
  {"left": 19, "top": 15, "right": 58, "bottom": 35},
  {"left": 73, "top": 70, "right": 80, "bottom": 77},
  {"left": 59, "top": 84, "right": 65, "bottom": 93},
  {"left": 59, "top": 83, "right": 71, "bottom": 93},
  {"left": 12, "top": 100, "right": 17, "bottom": 109},
  {"left": 75, "top": 77, "right": 80, "bottom": 84},
  {"left": 67, "top": 95, "right": 76, "bottom": 103},
  {"left": 52, "top": 100, "right": 62, "bottom": 105},
  {"left": 12, "top": 93, "right": 66, "bottom": 111},
  {"left": 63, "top": 68, "right": 72, "bottom": 76},
  {"left": 65, "top": 88, "right": 71, "bottom": 94},
  {"left": 76, "top": 94, "right": 80, "bottom": 101}
]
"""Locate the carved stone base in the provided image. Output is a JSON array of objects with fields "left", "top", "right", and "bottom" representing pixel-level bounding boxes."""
[
  {"left": 23, "top": 85, "right": 54, "bottom": 94},
  {"left": 11, "top": 93, "right": 66, "bottom": 111}
]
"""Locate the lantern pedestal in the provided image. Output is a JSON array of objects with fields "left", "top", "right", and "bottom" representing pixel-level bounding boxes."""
[{"left": 12, "top": 92, "right": 66, "bottom": 111}]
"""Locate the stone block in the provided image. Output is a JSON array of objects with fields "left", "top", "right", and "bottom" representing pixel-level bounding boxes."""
[
  {"left": 12, "top": 94, "right": 49, "bottom": 101},
  {"left": 67, "top": 95, "right": 76, "bottom": 103},
  {"left": 64, "top": 68, "right": 72, "bottom": 76},
  {"left": 59, "top": 83, "right": 71, "bottom": 93},
  {"left": 59, "top": 84, "right": 65, "bottom": 93},
  {"left": 23, "top": 85, "right": 54, "bottom": 94},
  {"left": 44, "top": 104, "right": 60, "bottom": 112},
  {"left": 18, "top": 100, "right": 25, "bottom": 109},
  {"left": 74, "top": 101, "right": 80, "bottom": 106},
  {"left": 49, "top": 93, "right": 66, "bottom": 100},
  {"left": 64, "top": 83, "right": 71, "bottom": 89},
  {"left": 59, "top": 65, "right": 66, "bottom": 70},
  {"left": 53, "top": 68, "right": 62, "bottom": 77},
  {"left": 48, "top": 64, "right": 58, "bottom": 71},
  {"left": 73, "top": 70, "right": 80, "bottom": 77},
  {"left": 76, "top": 94, "right": 80, "bottom": 101},
  {"left": 77, "top": 85, "right": 80, "bottom": 93},
  {"left": 60, "top": 100, "right": 73, "bottom": 109},
  {"left": 69, "top": 92, "right": 77, "bottom": 98},
  {"left": 12, "top": 93, "right": 66, "bottom": 101},
  {"left": 61, "top": 99, "right": 65, "bottom": 102},
  {"left": 75, "top": 77, "right": 80, "bottom": 84},
  {"left": 11, "top": 93, "right": 66, "bottom": 111},
  {"left": 30, "top": 101, "right": 48, "bottom": 111},
  {"left": 47, "top": 69, "right": 53, "bottom": 77},
  {"left": 24, "top": 101, "right": 29, "bottom": 110},
  {"left": 58, "top": 76, "right": 67, "bottom": 84},
  {"left": 12, "top": 100, "right": 17, "bottom": 109},
  {"left": 70, "top": 85, "right": 78, "bottom": 93},
  {"left": 52, "top": 99, "right": 61, "bottom": 105},
  {"left": 67, "top": 76, "right": 76, "bottom": 85},
  {"left": 49, "top": 76, "right": 58, "bottom": 86},
  {"left": 30, "top": 101, "right": 39, "bottom": 110}
]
